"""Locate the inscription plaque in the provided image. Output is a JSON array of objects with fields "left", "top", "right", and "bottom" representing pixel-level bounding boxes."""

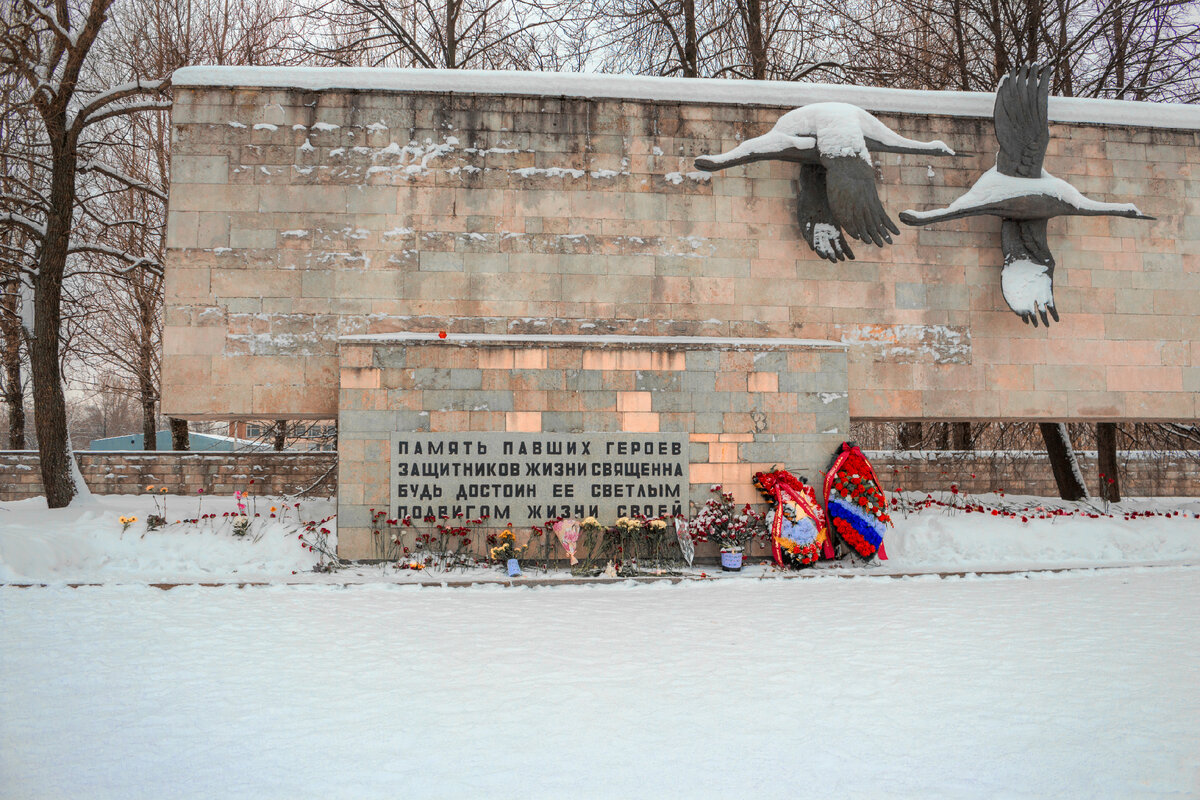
[{"left": 391, "top": 432, "right": 690, "bottom": 526}]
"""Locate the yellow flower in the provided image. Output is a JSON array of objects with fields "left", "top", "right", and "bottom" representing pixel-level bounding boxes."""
[
  {"left": 159, "top": 487, "right": 168, "bottom": 494},
  {"left": 119, "top": 516, "right": 127, "bottom": 524},
  {"left": 145, "top": 485, "right": 154, "bottom": 491},
  {"left": 130, "top": 516, "right": 138, "bottom": 522},
  {"left": 270, "top": 507, "right": 277, "bottom": 512}
]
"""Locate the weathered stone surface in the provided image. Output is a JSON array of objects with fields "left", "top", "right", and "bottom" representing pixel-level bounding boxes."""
[
  {"left": 163, "top": 83, "right": 1199, "bottom": 423},
  {"left": 335, "top": 336, "right": 847, "bottom": 559}
]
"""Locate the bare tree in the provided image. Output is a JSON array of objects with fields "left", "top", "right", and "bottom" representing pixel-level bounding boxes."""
[
  {"left": 593, "top": 0, "right": 721, "bottom": 77},
  {"left": 712, "top": 0, "right": 844, "bottom": 81},
  {"left": 305, "top": 0, "right": 584, "bottom": 69},
  {"left": 0, "top": 0, "right": 172, "bottom": 506},
  {"left": 829, "top": 0, "right": 1200, "bottom": 101}
]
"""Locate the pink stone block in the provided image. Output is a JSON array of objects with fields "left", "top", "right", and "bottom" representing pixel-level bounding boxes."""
[
  {"left": 617, "top": 391, "right": 652, "bottom": 412},
  {"left": 1107, "top": 366, "right": 1182, "bottom": 392},
  {"left": 505, "top": 411, "right": 542, "bottom": 432},
  {"left": 340, "top": 367, "right": 381, "bottom": 389},
  {"left": 340, "top": 346, "right": 373, "bottom": 368},
  {"left": 689, "top": 463, "right": 723, "bottom": 485},
  {"left": 747, "top": 372, "right": 779, "bottom": 393},
  {"left": 621, "top": 412, "right": 659, "bottom": 432},
  {"left": 513, "top": 349, "right": 548, "bottom": 369},
  {"left": 708, "top": 443, "right": 739, "bottom": 463},
  {"left": 478, "top": 349, "right": 515, "bottom": 370}
]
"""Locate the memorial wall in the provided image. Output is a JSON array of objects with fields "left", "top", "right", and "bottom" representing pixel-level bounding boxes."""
[{"left": 160, "top": 67, "right": 1200, "bottom": 557}]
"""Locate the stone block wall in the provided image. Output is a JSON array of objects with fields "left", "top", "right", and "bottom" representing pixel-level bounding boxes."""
[
  {"left": 336, "top": 334, "right": 848, "bottom": 559},
  {"left": 163, "top": 70, "right": 1200, "bottom": 423},
  {"left": 871, "top": 449, "right": 1200, "bottom": 498},
  {"left": 0, "top": 451, "right": 337, "bottom": 501}
]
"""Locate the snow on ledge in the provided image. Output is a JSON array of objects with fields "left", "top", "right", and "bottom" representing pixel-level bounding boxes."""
[
  {"left": 339, "top": 332, "right": 845, "bottom": 349},
  {"left": 172, "top": 66, "right": 1200, "bottom": 131}
]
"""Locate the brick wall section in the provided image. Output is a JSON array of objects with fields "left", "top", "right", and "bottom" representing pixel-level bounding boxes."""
[
  {"left": 4, "top": 449, "right": 1192, "bottom": 507},
  {"left": 0, "top": 451, "right": 337, "bottom": 501},
  {"left": 336, "top": 335, "right": 848, "bottom": 559},
  {"left": 163, "top": 82, "right": 1200, "bottom": 422},
  {"left": 871, "top": 450, "right": 1200, "bottom": 497}
]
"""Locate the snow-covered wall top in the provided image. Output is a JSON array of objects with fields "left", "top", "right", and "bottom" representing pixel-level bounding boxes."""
[{"left": 171, "top": 66, "right": 1200, "bottom": 132}]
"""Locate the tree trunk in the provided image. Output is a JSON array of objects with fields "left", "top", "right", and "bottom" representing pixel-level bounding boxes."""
[
  {"left": 273, "top": 419, "right": 287, "bottom": 450},
  {"left": 31, "top": 129, "right": 80, "bottom": 507},
  {"left": 950, "top": 422, "right": 972, "bottom": 450},
  {"left": 445, "top": 0, "right": 459, "bottom": 67},
  {"left": 170, "top": 417, "right": 190, "bottom": 450},
  {"left": 1, "top": 277, "right": 24, "bottom": 449},
  {"left": 1097, "top": 422, "right": 1120, "bottom": 502},
  {"left": 682, "top": 0, "right": 698, "bottom": 77},
  {"left": 1039, "top": 422, "right": 1088, "bottom": 500},
  {"left": 139, "top": 306, "right": 157, "bottom": 450},
  {"left": 898, "top": 422, "right": 923, "bottom": 449},
  {"left": 744, "top": 0, "right": 766, "bottom": 80},
  {"left": 951, "top": 0, "right": 969, "bottom": 90},
  {"left": 142, "top": 401, "right": 157, "bottom": 450}
]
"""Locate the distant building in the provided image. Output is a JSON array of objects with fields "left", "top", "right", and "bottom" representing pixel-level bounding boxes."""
[{"left": 88, "top": 431, "right": 270, "bottom": 452}]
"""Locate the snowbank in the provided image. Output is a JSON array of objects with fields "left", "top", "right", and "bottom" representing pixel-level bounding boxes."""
[
  {"left": 0, "top": 494, "right": 334, "bottom": 584},
  {"left": 1, "top": 491, "right": 1196, "bottom": 584},
  {"left": 886, "top": 492, "right": 1200, "bottom": 571}
]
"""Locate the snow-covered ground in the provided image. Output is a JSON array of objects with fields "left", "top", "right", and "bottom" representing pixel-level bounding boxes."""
[
  {"left": 1, "top": 491, "right": 1197, "bottom": 584},
  {"left": 2, "top": 492, "right": 1198, "bottom": 797},
  {"left": 2, "top": 571, "right": 1198, "bottom": 798}
]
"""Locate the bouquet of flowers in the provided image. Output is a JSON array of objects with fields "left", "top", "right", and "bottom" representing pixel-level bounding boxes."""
[
  {"left": 687, "top": 485, "right": 767, "bottom": 552},
  {"left": 488, "top": 528, "right": 526, "bottom": 563},
  {"left": 553, "top": 518, "right": 582, "bottom": 565}
]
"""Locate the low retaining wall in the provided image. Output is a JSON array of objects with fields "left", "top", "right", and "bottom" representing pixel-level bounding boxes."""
[
  {"left": 3, "top": 448, "right": 1194, "bottom": 503},
  {"left": 870, "top": 450, "right": 1200, "bottom": 497},
  {"left": 0, "top": 451, "right": 337, "bottom": 501}
]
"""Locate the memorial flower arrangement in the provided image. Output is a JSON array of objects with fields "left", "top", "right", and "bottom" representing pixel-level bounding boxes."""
[
  {"left": 488, "top": 528, "right": 527, "bottom": 563},
  {"left": 824, "top": 443, "right": 892, "bottom": 559},
  {"left": 687, "top": 485, "right": 767, "bottom": 553}
]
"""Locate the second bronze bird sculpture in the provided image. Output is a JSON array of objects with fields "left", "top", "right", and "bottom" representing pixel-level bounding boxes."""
[{"left": 901, "top": 63, "right": 1154, "bottom": 326}]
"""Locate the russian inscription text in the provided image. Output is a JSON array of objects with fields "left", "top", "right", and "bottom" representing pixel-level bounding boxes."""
[{"left": 391, "top": 432, "right": 690, "bottom": 526}]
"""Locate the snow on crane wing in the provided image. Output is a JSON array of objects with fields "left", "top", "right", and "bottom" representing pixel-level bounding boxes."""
[{"left": 796, "top": 163, "right": 854, "bottom": 262}]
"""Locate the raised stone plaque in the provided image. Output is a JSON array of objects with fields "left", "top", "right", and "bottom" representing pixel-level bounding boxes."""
[{"left": 391, "top": 432, "right": 689, "bottom": 526}]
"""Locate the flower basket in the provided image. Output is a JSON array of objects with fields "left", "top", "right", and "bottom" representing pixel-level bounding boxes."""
[{"left": 720, "top": 550, "right": 743, "bottom": 571}]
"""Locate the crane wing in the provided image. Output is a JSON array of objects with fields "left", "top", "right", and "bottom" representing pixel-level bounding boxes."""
[
  {"left": 994, "top": 63, "right": 1051, "bottom": 178},
  {"left": 821, "top": 154, "right": 899, "bottom": 248}
]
